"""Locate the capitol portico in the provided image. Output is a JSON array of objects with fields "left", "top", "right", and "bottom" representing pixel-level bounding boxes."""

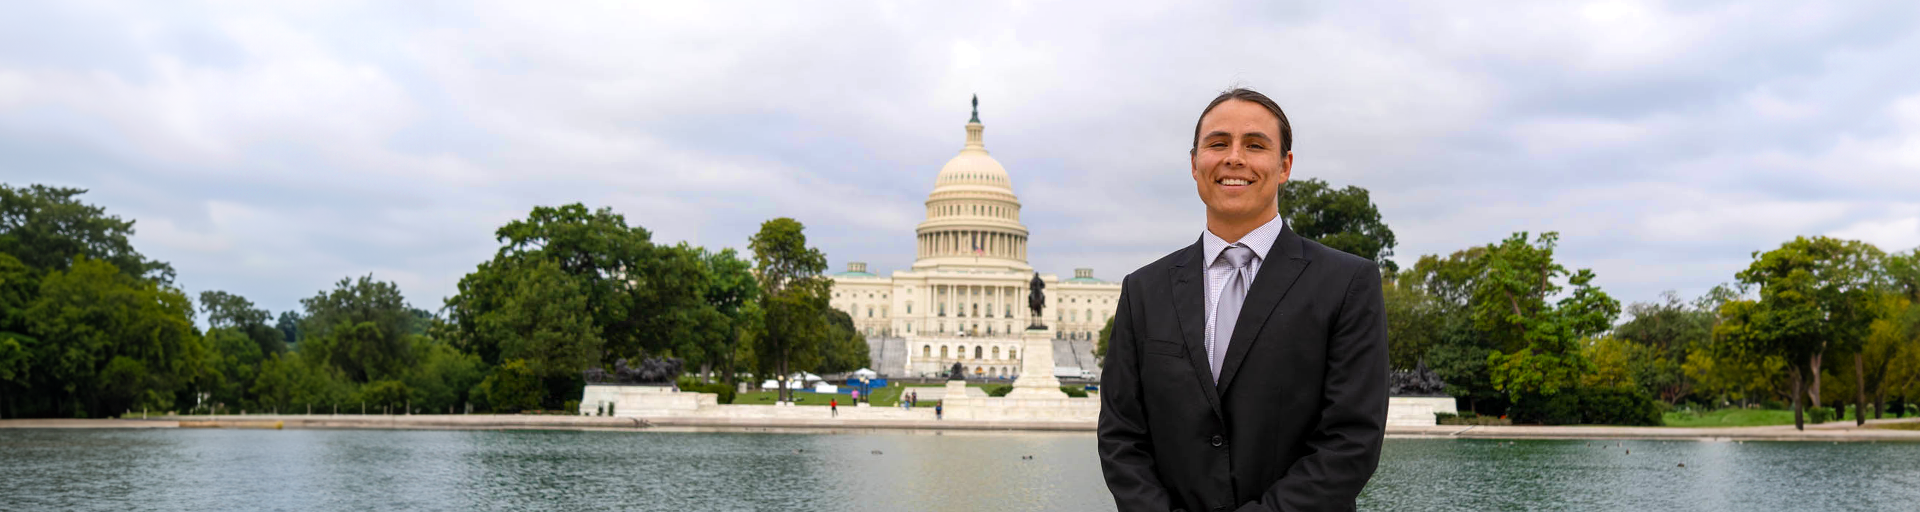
[{"left": 829, "top": 98, "right": 1121, "bottom": 378}]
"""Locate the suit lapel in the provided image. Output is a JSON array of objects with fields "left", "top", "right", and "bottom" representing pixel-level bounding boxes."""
[
  {"left": 1167, "top": 238, "right": 1222, "bottom": 419},
  {"left": 1215, "top": 226, "right": 1312, "bottom": 398}
]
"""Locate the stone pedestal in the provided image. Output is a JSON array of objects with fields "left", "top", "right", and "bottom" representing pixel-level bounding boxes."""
[
  {"left": 1386, "top": 396, "right": 1459, "bottom": 427},
  {"left": 1006, "top": 327, "right": 1066, "bottom": 398},
  {"left": 944, "top": 379, "right": 970, "bottom": 402},
  {"left": 579, "top": 385, "right": 719, "bottom": 417}
]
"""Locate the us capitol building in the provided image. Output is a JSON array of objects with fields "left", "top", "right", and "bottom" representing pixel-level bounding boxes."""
[{"left": 829, "top": 98, "right": 1121, "bottom": 379}]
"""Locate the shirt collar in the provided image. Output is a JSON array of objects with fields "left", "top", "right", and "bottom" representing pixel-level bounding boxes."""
[{"left": 1202, "top": 214, "right": 1286, "bottom": 267}]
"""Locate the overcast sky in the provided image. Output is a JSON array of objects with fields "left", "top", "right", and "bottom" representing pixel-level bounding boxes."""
[{"left": 5, "top": 1, "right": 1918, "bottom": 320}]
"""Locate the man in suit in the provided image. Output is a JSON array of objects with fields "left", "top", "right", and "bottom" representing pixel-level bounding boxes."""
[{"left": 1099, "top": 88, "right": 1388, "bottom": 512}]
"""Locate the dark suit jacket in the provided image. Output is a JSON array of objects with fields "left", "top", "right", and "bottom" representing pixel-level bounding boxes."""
[{"left": 1099, "top": 226, "right": 1388, "bottom": 512}]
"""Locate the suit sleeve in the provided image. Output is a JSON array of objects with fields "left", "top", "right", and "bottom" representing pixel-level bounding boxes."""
[
  {"left": 1099, "top": 277, "right": 1176, "bottom": 512},
  {"left": 1238, "top": 263, "right": 1389, "bottom": 512}
]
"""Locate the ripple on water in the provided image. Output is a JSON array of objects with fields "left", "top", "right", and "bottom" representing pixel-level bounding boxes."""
[{"left": 7, "top": 430, "right": 1920, "bottom": 511}]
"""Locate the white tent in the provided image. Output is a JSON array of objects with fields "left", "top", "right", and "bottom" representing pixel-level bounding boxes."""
[
  {"left": 760, "top": 379, "right": 804, "bottom": 390},
  {"left": 851, "top": 368, "right": 879, "bottom": 379},
  {"left": 788, "top": 372, "right": 822, "bottom": 384}
]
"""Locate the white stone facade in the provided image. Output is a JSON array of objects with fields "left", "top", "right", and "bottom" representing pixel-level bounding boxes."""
[{"left": 828, "top": 101, "right": 1121, "bottom": 378}]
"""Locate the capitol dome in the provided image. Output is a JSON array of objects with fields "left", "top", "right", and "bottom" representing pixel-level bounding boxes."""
[{"left": 914, "top": 96, "right": 1030, "bottom": 270}]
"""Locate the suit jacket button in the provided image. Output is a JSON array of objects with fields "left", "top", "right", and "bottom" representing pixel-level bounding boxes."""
[{"left": 1209, "top": 435, "right": 1224, "bottom": 447}]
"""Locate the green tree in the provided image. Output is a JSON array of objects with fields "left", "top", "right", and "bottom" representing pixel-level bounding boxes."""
[
  {"left": 23, "top": 258, "right": 208, "bottom": 417},
  {"left": 275, "top": 310, "right": 305, "bottom": 347},
  {"left": 1479, "top": 232, "right": 1620, "bottom": 401},
  {"left": 1278, "top": 178, "right": 1399, "bottom": 272},
  {"left": 199, "top": 290, "right": 286, "bottom": 355},
  {"left": 1382, "top": 271, "right": 1447, "bottom": 370},
  {"left": 250, "top": 351, "right": 353, "bottom": 413},
  {"left": 403, "top": 339, "right": 486, "bottom": 414},
  {"left": 475, "top": 358, "right": 543, "bottom": 413},
  {"left": 466, "top": 203, "right": 705, "bottom": 361},
  {"left": 0, "top": 184, "right": 175, "bottom": 283},
  {"left": 0, "top": 254, "right": 36, "bottom": 411},
  {"left": 1857, "top": 294, "right": 1919, "bottom": 418},
  {"left": 748, "top": 218, "right": 830, "bottom": 403},
  {"left": 817, "top": 308, "right": 871, "bottom": 374},
  {"left": 475, "top": 258, "right": 602, "bottom": 379},
  {"left": 1395, "top": 247, "right": 1507, "bottom": 413},
  {"left": 299, "top": 275, "right": 419, "bottom": 382},
  {"left": 675, "top": 246, "right": 760, "bottom": 385},
  {"left": 1886, "top": 249, "right": 1920, "bottom": 300},
  {"left": 1724, "top": 236, "right": 1883, "bottom": 429},
  {"left": 204, "top": 327, "right": 264, "bottom": 408},
  {"left": 1611, "top": 292, "right": 1716, "bottom": 403},
  {"left": 1096, "top": 315, "right": 1116, "bottom": 361}
]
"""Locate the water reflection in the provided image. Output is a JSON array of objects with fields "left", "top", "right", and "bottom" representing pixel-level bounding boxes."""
[{"left": 5, "top": 429, "right": 1920, "bottom": 511}]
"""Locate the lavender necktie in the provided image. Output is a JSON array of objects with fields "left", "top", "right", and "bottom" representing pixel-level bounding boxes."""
[{"left": 1211, "top": 245, "right": 1254, "bottom": 382}]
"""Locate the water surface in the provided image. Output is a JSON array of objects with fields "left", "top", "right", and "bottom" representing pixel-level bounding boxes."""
[{"left": 3, "top": 429, "right": 1917, "bottom": 511}]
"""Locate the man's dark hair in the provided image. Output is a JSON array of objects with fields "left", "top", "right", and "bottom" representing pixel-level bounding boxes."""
[{"left": 1190, "top": 88, "right": 1292, "bottom": 156}]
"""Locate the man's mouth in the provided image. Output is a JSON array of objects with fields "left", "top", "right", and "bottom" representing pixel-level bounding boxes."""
[{"left": 1217, "top": 178, "right": 1252, "bottom": 187}]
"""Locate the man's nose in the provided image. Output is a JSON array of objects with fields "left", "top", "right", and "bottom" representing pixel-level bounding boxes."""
[{"left": 1223, "top": 144, "right": 1246, "bottom": 167}]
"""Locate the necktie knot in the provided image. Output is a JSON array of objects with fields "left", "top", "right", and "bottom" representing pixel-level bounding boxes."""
[{"left": 1222, "top": 244, "right": 1254, "bottom": 270}]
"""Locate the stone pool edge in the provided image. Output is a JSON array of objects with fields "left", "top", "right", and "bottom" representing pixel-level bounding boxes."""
[{"left": 8, "top": 416, "right": 1920, "bottom": 442}]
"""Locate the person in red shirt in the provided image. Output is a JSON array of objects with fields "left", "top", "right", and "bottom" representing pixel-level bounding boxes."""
[{"left": 830, "top": 398, "right": 838, "bottom": 418}]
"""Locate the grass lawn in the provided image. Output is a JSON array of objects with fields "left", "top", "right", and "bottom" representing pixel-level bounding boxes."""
[
  {"left": 735, "top": 391, "right": 847, "bottom": 406},
  {"left": 1662, "top": 408, "right": 1799, "bottom": 427},
  {"left": 733, "top": 385, "right": 946, "bottom": 408}
]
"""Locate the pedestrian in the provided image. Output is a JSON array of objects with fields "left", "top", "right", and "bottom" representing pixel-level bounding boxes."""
[
  {"left": 935, "top": 403, "right": 942, "bottom": 420},
  {"left": 852, "top": 389, "right": 860, "bottom": 404},
  {"left": 830, "top": 398, "right": 838, "bottom": 417}
]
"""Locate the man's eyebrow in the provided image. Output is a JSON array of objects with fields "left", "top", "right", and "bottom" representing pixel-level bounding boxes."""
[{"left": 1202, "top": 130, "right": 1272, "bottom": 142}]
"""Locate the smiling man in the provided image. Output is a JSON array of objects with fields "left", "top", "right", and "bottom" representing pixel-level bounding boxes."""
[{"left": 1099, "top": 88, "right": 1388, "bottom": 512}]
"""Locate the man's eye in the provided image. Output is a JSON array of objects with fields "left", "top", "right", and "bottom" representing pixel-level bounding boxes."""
[
  {"left": 1209, "top": 142, "right": 1227, "bottom": 148},
  {"left": 1247, "top": 144, "right": 1265, "bottom": 150}
]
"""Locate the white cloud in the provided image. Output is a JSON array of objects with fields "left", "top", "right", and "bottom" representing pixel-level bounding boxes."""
[{"left": 3, "top": 0, "right": 1919, "bottom": 313}]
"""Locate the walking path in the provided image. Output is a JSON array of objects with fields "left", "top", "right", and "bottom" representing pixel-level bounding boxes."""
[{"left": 8, "top": 414, "right": 1920, "bottom": 441}]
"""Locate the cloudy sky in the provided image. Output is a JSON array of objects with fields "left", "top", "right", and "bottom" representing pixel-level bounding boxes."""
[{"left": 5, "top": 0, "right": 1918, "bottom": 319}]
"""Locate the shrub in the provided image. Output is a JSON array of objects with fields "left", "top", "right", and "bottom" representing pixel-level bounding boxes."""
[
  {"left": 1806, "top": 406, "right": 1834, "bottom": 424},
  {"left": 1060, "top": 386, "right": 1088, "bottom": 398},
  {"left": 1761, "top": 399, "right": 1787, "bottom": 411},
  {"left": 986, "top": 385, "right": 1012, "bottom": 397},
  {"left": 1580, "top": 387, "right": 1663, "bottom": 426},
  {"left": 672, "top": 377, "right": 736, "bottom": 404},
  {"left": 1509, "top": 387, "right": 1661, "bottom": 426},
  {"left": 358, "top": 380, "right": 413, "bottom": 410},
  {"left": 562, "top": 399, "right": 580, "bottom": 415},
  {"left": 700, "top": 383, "right": 736, "bottom": 404},
  {"left": 474, "top": 359, "right": 543, "bottom": 413}
]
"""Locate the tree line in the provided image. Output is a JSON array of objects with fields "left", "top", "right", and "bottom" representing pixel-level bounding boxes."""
[{"left": 0, "top": 184, "right": 868, "bottom": 418}]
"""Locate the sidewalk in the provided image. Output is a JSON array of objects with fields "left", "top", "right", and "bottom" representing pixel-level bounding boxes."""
[
  {"left": 1386, "top": 417, "right": 1920, "bottom": 442},
  {"left": 10, "top": 413, "right": 1920, "bottom": 441}
]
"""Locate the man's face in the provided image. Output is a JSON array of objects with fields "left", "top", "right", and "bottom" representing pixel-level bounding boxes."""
[{"left": 1191, "top": 99, "right": 1292, "bottom": 223}]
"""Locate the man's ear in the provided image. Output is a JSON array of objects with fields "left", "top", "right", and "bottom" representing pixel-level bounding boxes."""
[{"left": 1277, "top": 151, "right": 1294, "bottom": 182}]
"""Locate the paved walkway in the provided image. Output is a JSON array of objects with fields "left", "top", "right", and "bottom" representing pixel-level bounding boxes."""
[
  {"left": 9, "top": 414, "right": 1920, "bottom": 441},
  {"left": 1388, "top": 417, "right": 1920, "bottom": 442}
]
